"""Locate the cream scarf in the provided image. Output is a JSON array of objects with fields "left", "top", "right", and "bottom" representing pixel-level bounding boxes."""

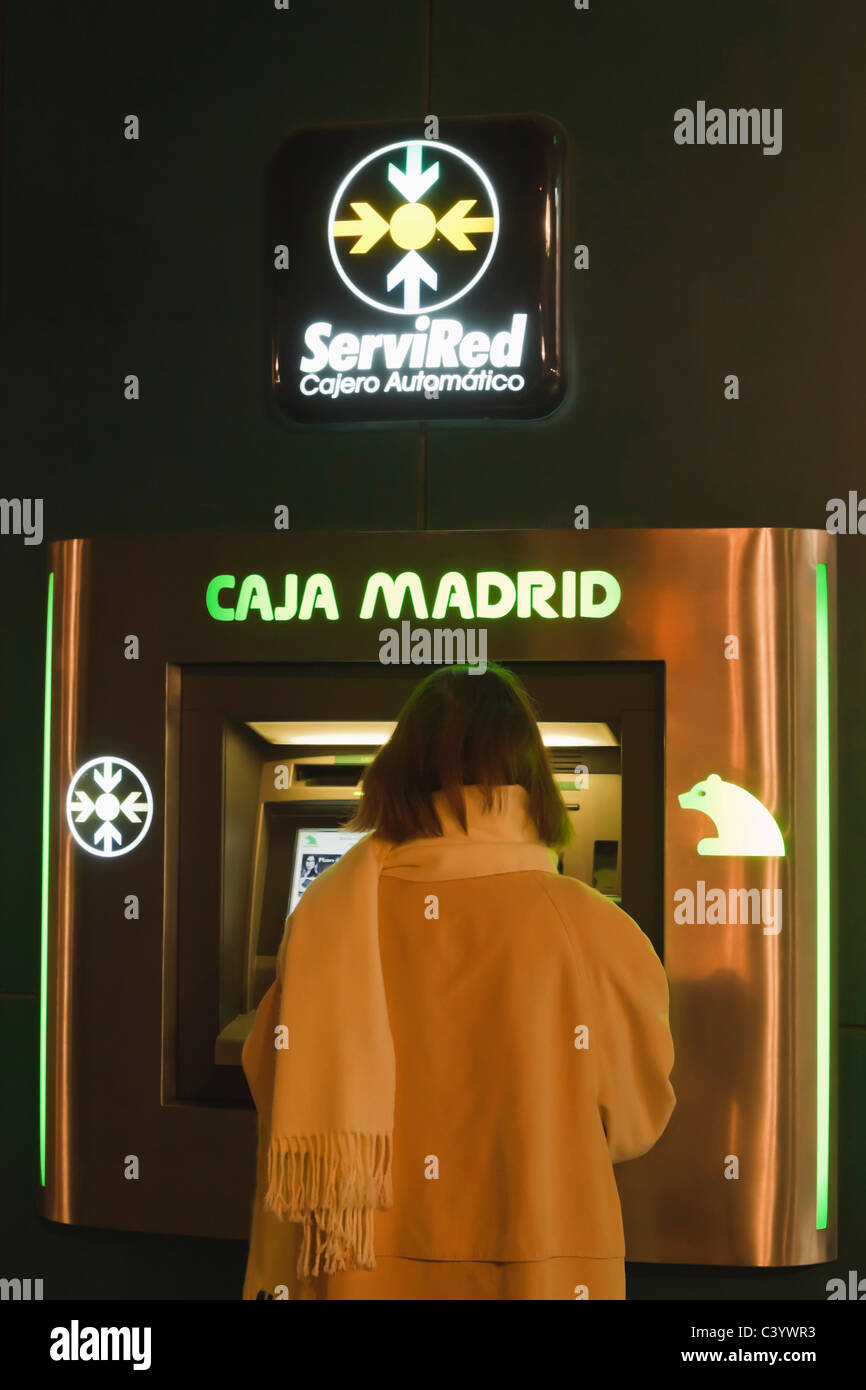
[{"left": 242, "top": 784, "right": 557, "bottom": 1279}]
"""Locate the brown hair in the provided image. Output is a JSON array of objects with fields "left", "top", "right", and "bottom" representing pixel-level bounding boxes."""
[{"left": 345, "top": 663, "right": 573, "bottom": 848}]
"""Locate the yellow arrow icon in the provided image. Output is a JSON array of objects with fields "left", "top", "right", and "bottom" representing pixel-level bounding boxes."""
[
  {"left": 332, "top": 202, "right": 390, "bottom": 254},
  {"left": 436, "top": 199, "right": 495, "bottom": 250}
]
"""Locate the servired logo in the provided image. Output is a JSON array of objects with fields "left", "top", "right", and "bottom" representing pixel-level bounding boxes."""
[
  {"left": 269, "top": 116, "right": 565, "bottom": 424},
  {"left": 327, "top": 139, "right": 499, "bottom": 315}
]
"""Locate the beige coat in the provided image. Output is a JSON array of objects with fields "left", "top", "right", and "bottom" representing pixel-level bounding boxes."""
[{"left": 242, "top": 785, "right": 675, "bottom": 1300}]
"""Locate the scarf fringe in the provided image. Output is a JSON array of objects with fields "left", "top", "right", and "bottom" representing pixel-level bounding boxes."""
[{"left": 264, "top": 1131, "right": 393, "bottom": 1278}]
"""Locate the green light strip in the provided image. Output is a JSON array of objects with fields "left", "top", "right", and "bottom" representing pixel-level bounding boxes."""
[
  {"left": 40, "top": 572, "right": 54, "bottom": 1187},
  {"left": 815, "top": 563, "right": 830, "bottom": 1229}
]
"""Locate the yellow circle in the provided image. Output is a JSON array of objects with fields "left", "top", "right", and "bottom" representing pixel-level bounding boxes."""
[{"left": 389, "top": 202, "right": 437, "bottom": 250}]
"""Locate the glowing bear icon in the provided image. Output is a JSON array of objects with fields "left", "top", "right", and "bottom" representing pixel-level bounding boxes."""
[{"left": 678, "top": 773, "right": 785, "bottom": 857}]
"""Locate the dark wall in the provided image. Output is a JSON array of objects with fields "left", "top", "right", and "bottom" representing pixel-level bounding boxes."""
[{"left": 1, "top": 0, "right": 864, "bottom": 1299}]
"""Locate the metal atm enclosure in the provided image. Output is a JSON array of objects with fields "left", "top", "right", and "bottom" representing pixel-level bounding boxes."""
[{"left": 42, "top": 528, "right": 837, "bottom": 1267}]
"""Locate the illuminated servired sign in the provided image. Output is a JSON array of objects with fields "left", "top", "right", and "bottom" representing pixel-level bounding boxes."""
[{"left": 269, "top": 116, "right": 565, "bottom": 423}]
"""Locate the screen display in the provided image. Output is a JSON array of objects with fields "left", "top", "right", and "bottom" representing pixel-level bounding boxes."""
[{"left": 288, "top": 828, "right": 365, "bottom": 914}]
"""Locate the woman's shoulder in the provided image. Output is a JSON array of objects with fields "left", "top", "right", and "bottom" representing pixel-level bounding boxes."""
[
  {"left": 536, "top": 872, "right": 652, "bottom": 949},
  {"left": 536, "top": 870, "right": 619, "bottom": 916}
]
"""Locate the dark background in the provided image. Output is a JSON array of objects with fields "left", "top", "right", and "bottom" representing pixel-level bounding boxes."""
[{"left": 1, "top": 0, "right": 864, "bottom": 1300}]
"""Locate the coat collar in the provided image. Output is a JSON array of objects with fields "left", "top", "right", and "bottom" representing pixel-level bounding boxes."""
[{"left": 381, "top": 785, "right": 559, "bottom": 881}]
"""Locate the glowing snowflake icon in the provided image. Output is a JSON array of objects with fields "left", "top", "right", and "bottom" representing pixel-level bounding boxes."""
[{"left": 66, "top": 756, "right": 154, "bottom": 858}]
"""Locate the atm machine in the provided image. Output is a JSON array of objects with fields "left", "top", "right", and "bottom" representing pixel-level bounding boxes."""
[
  {"left": 211, "top": 707, "right": 628, "bottom": 1070},
  {"left": 39, "top": 527, "right": 837, "bottom": 1269},
  {"left": 172, "top": 658, "right": 649, "bottom": 1114}
]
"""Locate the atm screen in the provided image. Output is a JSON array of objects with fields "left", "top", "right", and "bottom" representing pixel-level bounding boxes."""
[{"left": 288, "top": 828, "right": 365, "bottom": 914}]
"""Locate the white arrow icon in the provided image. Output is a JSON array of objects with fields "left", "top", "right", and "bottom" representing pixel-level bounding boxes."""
[
  {"left": 95, "top": 822, "right": 122, "bottom": 850},
  {"left": 386, "top": 250, "right": 437, "bottom": 312},
  {"left": 387, "top": 145, "right": 439, "bottom": 203},
  {"left": 120, "top": 792, "right": 149, "bottom": 823},
  {"left": 93, "top": 760, "right": 122, "bottom": 793},
  {"left": 67, "top": 755, "right": 154, "bottom": 858},
  {"left": 70, "top": 790, "right": 96, "bottom": 822}
]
